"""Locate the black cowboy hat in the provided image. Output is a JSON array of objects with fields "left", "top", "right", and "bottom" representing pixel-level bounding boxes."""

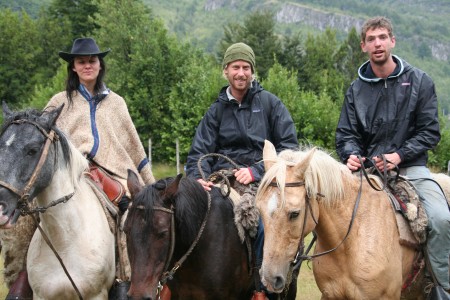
[{"left": 59, "top": 37, "right": 111, "bottom": 62}]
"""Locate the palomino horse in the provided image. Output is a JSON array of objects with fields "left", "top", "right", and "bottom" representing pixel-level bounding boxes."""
[
  {"left": 0, "top": 103, "right": 115, "bottom": 299},
  {"left": 256, "top": 140, "right": 448, "bottom": 300},
  {"left": 125, "top": 171, "right": 297, "bottom": 300}
]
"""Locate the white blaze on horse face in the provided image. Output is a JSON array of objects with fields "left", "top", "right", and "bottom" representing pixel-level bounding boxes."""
[
  {"left": 5, "top": 133, "right": 15, "bottom": 147},
  {"left": 267, "top": 192, "right": 278, "bottom": 215}
]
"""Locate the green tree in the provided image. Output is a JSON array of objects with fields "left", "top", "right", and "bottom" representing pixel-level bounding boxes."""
[
  {"left": 27, "top": 63, "right": 67, "bottom": 110},
  {"left": 218, "top": 10, "right": 281, "bottom": 79},
  {"left": 261, "top": 61, "right": 340, "bottom": 150},
  {"left": 335, "top": 27, "right": 367, "bottom": 89},
  {"left": 277, "top": 33, "right": 305, "bottom": 77},
  {"left": 430, "top": 116, "right": 450, "bottom": 171},
  {"left": 417, "top": 42, "right": 432, "bottom": 59},
  {"left": 47, "top": 0, "right": 99, "bottom": 38},
  {"left": 164, "top": 49, "right": 225, "bottom": 163},
  {"left": 0, "top": 9, "right": 40, "bottom": 107},
  {"left": 31, "top": 9, "right": 72, "bottom": 89},
  {"left": 300, "top": 28, "right": 346, "bottom": 102},
  {"left": 92, "top": 0, "right": 191, "bottom": 162}
]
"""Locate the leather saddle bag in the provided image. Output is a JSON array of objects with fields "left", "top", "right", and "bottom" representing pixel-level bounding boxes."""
[{"left": 87, "top": 163, "right": 125, "bottom": 205}]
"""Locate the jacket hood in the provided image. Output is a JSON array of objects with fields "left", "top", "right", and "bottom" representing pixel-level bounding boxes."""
[{"left": 358, "top": 55, "right": 412, "bottom": 83}]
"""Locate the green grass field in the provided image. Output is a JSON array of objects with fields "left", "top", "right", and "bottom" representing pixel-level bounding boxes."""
[{"left": 0, "top": 163, "right": 322, "bottom": 299}]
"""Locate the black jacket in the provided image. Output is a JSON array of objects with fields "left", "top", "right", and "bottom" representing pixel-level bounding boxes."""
[
  {"left": 336, "top": 55, "right": 440, "bottom": 168},
  {"left": 186, "top": 81, "right": 298, "bottom": 181}
]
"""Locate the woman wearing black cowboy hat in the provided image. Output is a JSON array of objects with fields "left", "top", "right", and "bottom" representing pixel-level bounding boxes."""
[
  {"left": 5, "top": 37, "right": 155, "bottom": 300},
  {"left": 47, "top": 36, "right": 154, "bottom": 208}
]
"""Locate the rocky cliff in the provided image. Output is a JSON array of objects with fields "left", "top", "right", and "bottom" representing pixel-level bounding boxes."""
[{"left": 204, "top": 0, "right": 449, "bottom": 61}]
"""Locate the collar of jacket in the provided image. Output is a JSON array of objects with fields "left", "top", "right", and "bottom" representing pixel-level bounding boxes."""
[
  {"left": 218, "top": 80, "right": 263, "bottom": 105},
  {"left": 358, "top": 55, "right": 405, "bottom": 83}
]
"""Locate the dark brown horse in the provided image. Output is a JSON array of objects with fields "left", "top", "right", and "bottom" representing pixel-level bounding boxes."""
[{"left": 124, "top": 171, "right": 297, "bottom": 300}]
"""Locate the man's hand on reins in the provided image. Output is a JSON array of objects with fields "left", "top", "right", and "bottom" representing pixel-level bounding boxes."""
[
  {"left": 197, "top": 178, "right": 214, "bottom": 191},
  {"left": 346, "top": 154, "right": 365, "bottom": 171},
  {"left": 372, "top": 153, "right": 401, "bottom": 171},
  {"left": 234, "top": 167, "right": 254, "bottom": 185}
]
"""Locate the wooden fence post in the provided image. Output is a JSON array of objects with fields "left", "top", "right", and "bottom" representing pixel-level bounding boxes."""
[
  {"left": 176, "top": 138, "right": 180, "bottom": 174},
  {"left": 148, "top": 138, "right": 152, "bottom": 170}
]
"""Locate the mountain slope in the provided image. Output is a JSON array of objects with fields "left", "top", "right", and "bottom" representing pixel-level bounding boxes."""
[{"left": 142, "top": 0, "right": 450, "bottom": 110}]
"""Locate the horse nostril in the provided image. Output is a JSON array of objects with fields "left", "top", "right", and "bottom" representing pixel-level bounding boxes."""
[{"left": 273, "top": 275, "right": 285, "bottom": 291}]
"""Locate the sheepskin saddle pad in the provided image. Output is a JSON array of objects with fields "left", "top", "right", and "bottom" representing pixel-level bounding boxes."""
[{"left": 368, "top": 174, "right": 427, "bottom": 245}]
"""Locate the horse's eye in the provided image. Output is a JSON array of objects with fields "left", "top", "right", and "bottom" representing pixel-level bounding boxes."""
[
  {"left": 26, "top": 148, "right": 39, "bottom": 156},
  {"left": 289, "top": 211, "right": 300, "bottom": 220},
  {"left": 157, "top": 230, "right": 169, "bottom": 239}
]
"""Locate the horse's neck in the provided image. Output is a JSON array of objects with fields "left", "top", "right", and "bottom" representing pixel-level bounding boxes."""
[
  {"left": 35, "top": 169, "right": 97, "bottom": 233},
  {"left": 315, "top": 177, "right": 393, "bottom": 247},
  {"left": 37, "top": 168, "right": 76, "bottom": 206}
]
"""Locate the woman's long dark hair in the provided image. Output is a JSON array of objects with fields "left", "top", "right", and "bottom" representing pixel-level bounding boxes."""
[{"left": 65, "top": 56, "right": 107, "bottom": 105}]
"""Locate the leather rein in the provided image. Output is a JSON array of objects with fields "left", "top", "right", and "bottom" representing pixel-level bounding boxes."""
[
  {"left": 151, "top": 191, "right": 212, "bottom": 299},
  {"left": 0, "top": 119, "right": 82, "bottom": 300},
  {"left": 268, "top": 165, "right": 365, "bottom": 267}
]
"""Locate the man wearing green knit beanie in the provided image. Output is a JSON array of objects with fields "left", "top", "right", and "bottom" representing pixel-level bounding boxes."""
[
  {"left": 222, "top": 42, "right": 256, "bottom": 72},
  {"left": 186, "top": 42, "right": 298, "bottom": 299}
]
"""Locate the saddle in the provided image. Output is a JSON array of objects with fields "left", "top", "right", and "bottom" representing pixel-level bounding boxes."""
[
  {"left": 368, "top": 174, "right": 428, "bottom": 292},
  {"left": 368, "top": 174, "right": 427, "bottom": 244},
  {"left": 208, "top": 169, "right": 260, "bottom": 241},
  {"left": 86, "top": 162, "right": 125, "bottom": 205},
  {"left": 387, "top": 175, "right": 428, "bottom": 244}
]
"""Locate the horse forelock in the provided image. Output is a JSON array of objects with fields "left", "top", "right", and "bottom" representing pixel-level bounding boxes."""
[
  {"left": 258, "top": 157, "right": 288, "bottom": 208},
  {"left": 258, "top": 147, "right": 350, "bottom": 208},
  {"left": 127, "top": 181, "right": 162, "bottom": 226},
  {"left": 127, "top": 177, "right": 209, "bottom": 245},
  {"left": 1, "top": 108, "right": 48, "bottom": 136}
]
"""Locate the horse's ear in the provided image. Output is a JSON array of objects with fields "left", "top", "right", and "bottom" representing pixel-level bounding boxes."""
[
  {"left": 263, "top": 140, "right": 278, "bottom": 171},
  {"left": 127, "top": 169, "right": 143, "bottom": 199},
  {"left": 2, "top": 101, "right": 13, "bottom": 120},
  {"left": 294, "top": 147, "right": 316, "bottom": 178},
  {"left": 165, "top": 173, "right": 183, "bottom": 200},
  {"left": 43, "top": 104, "right": 65, "bottom": 127}
]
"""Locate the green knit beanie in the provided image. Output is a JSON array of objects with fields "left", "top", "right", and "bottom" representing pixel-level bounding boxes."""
[{"left": 222, "top": 42, "right": 255, "bottom": 72}]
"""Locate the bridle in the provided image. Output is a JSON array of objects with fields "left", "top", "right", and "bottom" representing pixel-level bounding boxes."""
[
  {"left": 0, "top": 119, "right": 82, "bottom": 299},
  {"left": 0, "top": 120, "right": 59, "bottom": 212},
  {"left": 267, "top": 169, "right": 364, "bottom": 265},
  {"left": 0, "top": 119, "right": 75, "bottom": 216},
  {"left": 140, "top": 190, "right": 212, "bottom": 300}
]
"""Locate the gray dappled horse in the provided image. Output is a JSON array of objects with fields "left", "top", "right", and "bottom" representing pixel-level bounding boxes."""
[{"left": 0, "top": 103, "right": 115, "bottom": 299}]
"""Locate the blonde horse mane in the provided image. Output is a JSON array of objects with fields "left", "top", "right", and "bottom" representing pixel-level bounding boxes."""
[{"left": 258, "top": 146, "right": 353, "bottom": 208}]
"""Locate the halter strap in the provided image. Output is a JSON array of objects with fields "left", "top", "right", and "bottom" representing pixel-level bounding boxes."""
[
  {"left": 0, "top": 125, "right": 56, "bottom": 202},
  {"left": 266, "top": 174, "right": 361, "bottom": 263},
  {"left": 268, "top": 181, "right": 305, "bottom": 187},
  {"left": 159, "top": 191, "right": 212, "bottom": 289}
]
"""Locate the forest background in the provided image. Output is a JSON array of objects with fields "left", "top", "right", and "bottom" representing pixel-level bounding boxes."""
[{"left": 1, "top": 0, "right": 450, "bottom": 171}]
